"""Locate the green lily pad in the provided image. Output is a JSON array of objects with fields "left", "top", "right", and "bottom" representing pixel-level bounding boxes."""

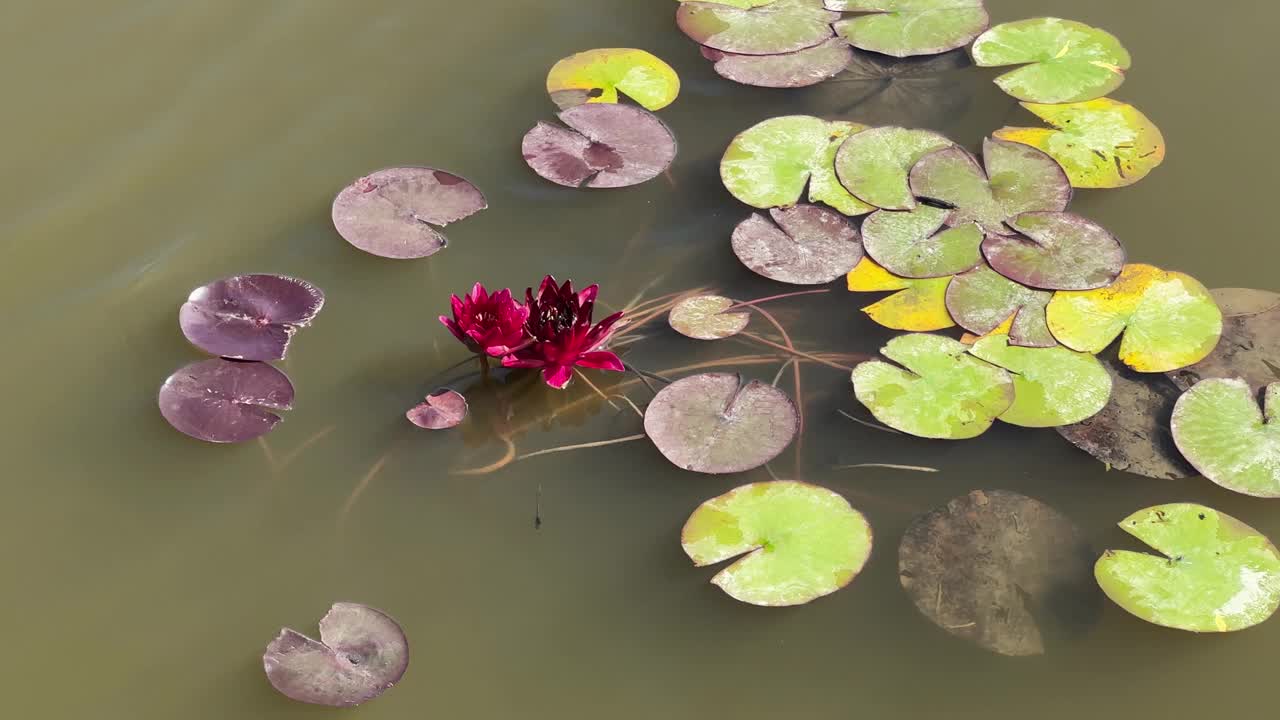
[
  {"left": 828, "top": 0, "right": 990, "bottom": 58},
  {"left": 1167, "top": 289, "right": 1280, "bottom": 395},
  {"left": 852, "top": 333, "right": 1014, "bottom": 439},
  {"left": 861, "top": 204, "right": 983, "bottom": 278},
  {"left": 985, "top": 211, "right": 1124, "bottom": 291},
  {"left": 669, "top": 295, "right": 751, "bottom": 340},
  {"left": 682, "top": 480, "right": 873, "bottom": 606},
  {"left": 969, "top": 333, "right": 1111, "bottom": 427},
  {"left": 732, "top": 204, "right": 864, "bottom": 285},
  {"left": 971, "top": 17, "right": 1131, "bottom": 104},
  {"left": 846, "top": 258, "right": 955, "bottom": 331},
  {"left": 721, "top": 115, "right": 875, "bottom": 215},
  {"left": 1172, "top": 379, "right": 1280, "bottom": 497},
  {"left": 945, "top": 263, "right": 1054, "bottom": 347},
  {"left": 834, "top": 126, "right": 953, "bottom": 210},
  {"left": 702, "top": 38, "right": 853, "bottom": 88},
  {"left": 546, "top": 48, "right": 681, "bottom": 111},
  {"left": 1096, "top": 504, "right": 1280, "bottom": 632},
  {"left": 994, "top": 98, "right": 1166, "bottom": 189},
  {"left": 677, "top": 0, "right": 838, "bottom": 56}
]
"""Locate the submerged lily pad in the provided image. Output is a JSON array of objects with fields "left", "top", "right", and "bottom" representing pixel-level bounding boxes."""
[
  {"left": 731, "top": 204, "right": 863, "bottom": 284},
  {"left": 158, "top": 359, "right": 293, "bottom": 443},
  {"left": 677, "top": 0, "right": 838, "bottom": 56},
  {"left": 669, "top": 295, "right": 751, "bottom": 340},
  {"left": 900, "top": 489, "right": 1100, "bottom": 655},
  {"left": 984, "top": 211, "right": 1124, "bottom": 290},
  {"left": 861, "top": 204, "right": 983, "bottom": 278},
  {"left": 682, "top": 480, "right": 873, "bottom": 606},
  {"left": 971, "top": 18, "right": 1131, "bottom": 104},
  {"left": 546, "top": 48, "right": 680, "bottom": 111},
  {"left": 701, "top": 38, "right": 853, "bottom": 88},
  {"left": 1046, "top": 263, "right": 1223, "bottom": 373},
  {"left": 945, "top": 263, "right": 1054, "bottom": 347},
  {"left": 846, "top": 257, "right": 954, "bottom": 331},
  {"left": 1172, "top": 379, "right": 1280, "bottom": 497},
  {"left": 1168, "top": 289, "right": 1280, "bottom": 394},
  {"left": 332, "top": 167, "right": 487, "bottom": 259},
  {"left": 179, "top": 274, "right": 324, "bottom": 361},
  {"left": 970, "top": 334, "right": 1111, "bottom": 427},
  {"left": 994, "top": 99, "right": 1165, "bottom": 189},
  {"left": 644, "top": 373, "right": 799, "bottom": 473},
  {"left": 263, "top": 602, "right": 409, "bottom": 707},
  {"left": 828, "top": 0, "right": 989, "bottom": 58},
  {"left": 852, "top": 333, "right": 1014, "bottom": 439},
  {"left": 720, "top": 115, "right": 874, "bottom": 215},
  {"left": 1096, "top": 504, "right": 1280, "bottom": 632},
  {"left": 834, "top": 126, "right": 953, "bottom": 210},
  {"left": 406, "top": 389, "right": 468, "bottom": 430},
  {"left": 522, "top": 104, "right": 677, "bottom": 188}
]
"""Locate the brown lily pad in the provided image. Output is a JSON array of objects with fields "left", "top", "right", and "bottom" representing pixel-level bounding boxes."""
[
  {"left": 731, "top": 204, "right": 864, "bottom": 285},
  {"left": 331, "top": 167, "right": 487, "bottom": 259},
  {"left": 158, "top": 359, "right": 294, "bottom": 443},
  {"left": 406, "top": 389, "right": 468, "bottom": 429},
  {"left": 669, "top": 295, "right": 751, "bottom": 340},
  {"left": 522, "top": 104, "right": 677, "bottom": 188},
  {"left": 701, "top": 38, "right": 853, "bottom": 88},
  {"left": 179, "top": 274, "right": 324, "bottom": 361}
]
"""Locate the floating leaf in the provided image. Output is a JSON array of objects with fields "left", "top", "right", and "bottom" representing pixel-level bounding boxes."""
[
  {"left": 263, "top": 602, "right": 409, "bottom": 707},
  {"left": 546, "top": 48, "right": 680, "bottom": 111},
  {"left": 683, "top": 480, "right": 873, "bottom": 606},
  {"left": 971, "top": 17, "right": 1131, "bottom": 104},
  {"left": 1171, "top": 379, "right": 1280, "bottom": 497},
  {"left": 522, "top": 104, "right": 677, "bottom": 188},
  {"left": 945, "top": 263, "right": 1054, "bottom": 347},
  {"left": 846, "top": 257, "right": 954, "bottom": 331},
  {"left": 668, "top": 295, "right": 751, "bottom": 340},
  {"left": 899, "top": 489, "right": 1100, "bottom": 655},
  {"left": 731, "top": 204, "right": 863, "bottom": 284},
  {"left": 861, "top": 204, "right": 982, "bottom": 278},
  {"left": 1168, "top": 289, "right": 1280, "bottom": 394},
  {"left": 179, "top": 275, "right": 324, "bottom": 361},
  {"left": 406, "top": 389, "right": 468, "bottom": 430},
  {"left": 720, "top": 115, "right": 874, "bottom": 216},
  {"left": 852, "top": 333, "right": 1014, "bottom": 439},
  {"left": 1096, "top": 504, "right": 1280, "bottom": 632},
  {"left": 984, "top": 211, "right": 1124, "bottom": 290},
  {"left": 828, "top": 0, "right": 989, "bottom": 58},
  {"left": 834, "top": 126, "right": 953, "bottom": 210},
  {"left": 158, "top": 359, "right": 293, "bottom": 443},
  {"left": 701, "top": 38, "right": 853, "bottom": 88},
  {"left": 994, "top": 98, "right": 1165, "bottom": 189},
  {"left": 1046, "top": 263, "right": 1223, "bottom": 373},
  {"left": 677, "top": 0, "right": 838, "bottom": 56},
  {"left": 331, "top": 167, "right": 487, "bottom": 260},
  {"left": 1209, "top": 287, "right": 1280, "bottom": 317},
  {"left": 644, "top": 373, "right": 799, "bottom": 473},
  {"left": 969, "top": 334, "right": 1111, "bottom": 427}
]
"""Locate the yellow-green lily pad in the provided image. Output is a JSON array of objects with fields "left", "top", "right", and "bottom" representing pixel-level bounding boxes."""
[
  {"left": 1172, "top": 379, "right": 1280, "bottom": 498},
  {"left": 971, "top": 17, "right": 1130, "bottom": 104},
  {"left": 546, "top": 48, "right": 680, "bottom": 111},
  {"left": 828, "top": 0, "right": 989, "bottom": 58},
  {"left": 677, "top": 0, "right": 838, "bottom": 56},
  {"left": 1167, "top": 288, "right": 1280, "bottom": 395},
  {"left": 969, "top": 333, "right": 1111, "bottom": 427},
  {"left": 846, "top": 257, "right": 954, "bottom": 331},
  {"left": 861, "top": 204, "right": 983, "bottom": 278},
  {"left": 834, "top": 126, "right": 953, "bottom": 210}
]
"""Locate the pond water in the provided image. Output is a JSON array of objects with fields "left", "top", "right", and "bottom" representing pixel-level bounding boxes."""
[{"left": 2, "top": 1, "right": 1277, "bottom": 718}]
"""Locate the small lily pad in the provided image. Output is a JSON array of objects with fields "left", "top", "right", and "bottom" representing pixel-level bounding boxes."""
[
  {"left": 971, "top": 18, "right": 1131, "bottom": 104},
  {"left": 701, "top": 38, "right": 853, "bottom": 88},
  {"left": 900, "top": 489, "right": 1100, "bottom": 656},
  {"left": 731, "top": 204, "right": 863, "bottom": 284},
  {"left": 984, "top": 211, "right": 1124, "bottom": 291},
  {"left": 158, "top": 359, "right": 293, "bottom": 443},
  {"left": 179, "top": 274, "right": 324, "bottom": 361},
  {"left": 1172, "top": 379, "right": 1280, "bottom": 497},
  {"left": 945, "top": 263, "right": 1054, "bottom": 347},
  {"left": 846, "top": 257, "right": 954, "bottom": 331},
  {"left": 970, "top": 334, "right": 1111, "bottom": 427},
  {"left": 828, "top": 0, "right": 989, "bottom": 58},
  {"left": 546, "top": 48, "right": 680, "bottom": 111},
  {"left": 852, "top": 333, "right": 1014, "bottom": 439},
  {"left": 834, "top": 126, "right": 953, "bottom": 210},
  {"left": 994, "top": 98, "right": 1166, "bottom": 189},
  {"left": 1168, "top": 289, "right": 1280, "bottom": 394},
  {"left": 683, "top": 480, "right": 872, "bottom": 606},
  {"left": 332, "top": 167, "right": 487, "bottom": 260},
  {"left": 1046, "top": 263, "right": 1223, "bottom": 373},
  {"left": 644, "top": 373, "right": 799, "bottom": 473},
  {"left": 1096, "top": 504, "right": 1280, "bottom": 632},
  {"left": 263, "top": 602, "right": 410, "bottom": 707},
  {"left": 720, "top": 115, "right": 875, "bottom": 215},
  {"left": 677, "top": 0, "right": 838, "bottom": 56},
  {"left": 669, "top": 295, "right": 751, "bottom": 340},
  {"left": 861, "top": 204, "right": 983, "bottom": 278},
  {"left": 406, "top": 389, "right": 468, "bottom": 430},
  {"left": 522, "top": 104, "right": 677, "bottom": 188}
]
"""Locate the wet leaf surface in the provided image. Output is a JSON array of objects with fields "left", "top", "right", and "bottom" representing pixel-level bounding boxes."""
[
  {"left": 731, "top": 204, "right": 863, "bottom": 284},
  {"left": 406, "top": 389, "right": 468, "bottom": 429},
  {"left": 861, "top": 204, "right": 983, "bottom": 278},
  {"left": 179, "top": 274, "right": 324, "bottom": 361},
  {"left": 828, "top": 0, "right": 989, "bottom": 58},
  {"left": 846, "top": 257, "right": 955, "bottom": 331},
  {"left": 644, "top": 372, "right": 799, "bottom": 473},
  {"left": 1172, "top": 379, "right": 1280, "bottom": 497},
  {"left": 263, "top": 602, "right": 409, "bottom": 707},
  {"left": 945, "top": 263, "right": 1055, "bottom": 347},
  {"left": 682, "top": 480, "right": 872, "bottom": 606},
  {"left": 834, "top": 126, "right": 953, "bottom": 210},
  {"left": 677, "top": 0, "right": 838, "bottom": 56},
  {"left": 331, "top": 167, "right": 487, "bottom": 259},
  {"left": 668, "top": 295, "right": 751, "bottom": 340},
  {"left": 546, "top": 48, "right": 680, "bottom": 111},
  {"left": 522, "top": 104, "right": 676, "bottom": 188},
  {"left": 985, "top": 211, "right": 1124, "bottom": 290},
  {"left": 158, "top": 359, "right": 293, "bottom": 443},
  {"left": 1167, "top": 289, "right": 1280, "bottom": 394},
  {"left": 972, "top": 17, "right": 1130, "bottom": 103},
  {"left": 899, "top": 489, "right": 1101, "bottom": 655},
  {"left": 970, "top": 333, "right": 1111, "bottom": 427},
  {"left": 702, "top": 38, "right": 853, "bottom": 88}
]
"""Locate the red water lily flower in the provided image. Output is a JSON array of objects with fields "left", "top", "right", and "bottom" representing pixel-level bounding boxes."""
[
  {"left": 502, "top": 275, "right": 625, "bottom": 389},
  {"left": 439, "top": 283, "right": 530, "bottom": 357}
]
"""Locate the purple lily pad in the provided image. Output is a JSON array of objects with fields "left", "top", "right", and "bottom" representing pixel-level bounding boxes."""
[
  {"left": 731, "top": 204, "right": 863, "bottom": 285},
  {"left": 157, "top": 359, "right": 294, "bottom": 443},
  {"left": 179, "top": 274, "right": 324, "bottom": 361},
  {"left": 946, "top": 263, "right": 1055, "bottom": 347},
  {"left": 677, "top": 0, "right": 838, "bottom": 56},
  {"left": 702, "top": 38, "right": 853, "bottom": 88},
  {"left": 984, "top": 211, "right": 1124, "bottom": 290},
  {"left": 263, "top": 602, "right": 409, "bottom": 708},
  {"left": 406, "top": 389, "right": 468, "bottom": 429},
  {"left": 1166, "top": 288, "right": 1280, "bottom": 394},
  {"left": 522, "top": 104, "right": 676, "bottom": 189},
  {"left": 331, "top": 167, "right": 487, "bottom": 260}
]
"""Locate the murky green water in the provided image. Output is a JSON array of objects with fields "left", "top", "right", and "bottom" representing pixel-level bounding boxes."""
[{"left": 2, "top": 1, "right": 1276, "bottom": 717}]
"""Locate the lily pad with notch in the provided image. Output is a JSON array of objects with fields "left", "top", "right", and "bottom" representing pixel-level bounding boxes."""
[
  {"left": 677, "top": 0, "right": 838, "bottom": 56},
  {"left": 331, "top": 167, "right": 487, "bottom": 260},
  {"left": 731, "top": 203, "right": 863, "bottom": 284},
  {"left": 546, "top": 48, "right": 680, "bottom": 111},
  {"left": 971, "top": 17, "right": 1131, "bottom": 104},
  {"left": 828, "top": 0, "right": 989, "bottom": 58},
  {"left": 846, "top": 257, "right": 954, "bottom": 331},
  {"left": 669, "top": 295, "right": 751, "bottom": 340},
  {"left": 1167, "top": 288, "right": 1280, "bottom": 394},
  {"left": 984, "top": 211, "right": 1124, "bottom": 291},
  {"left": 179, "top": 274, "right": 324, "bottom": 361},
  {"left": 701, "top": 38, "right": 853, "bottom": 88},
  {"left": 158, "top": 358, "right": 294, "bottom": 443},
  {"left": 861, "top": 203, "right": 983, "bottom": 278},
  {"left": 522, "top": 104, "right": 677, "bottom": 188},
  {"left": 1172, "top": 379, "right": 1280, "bottom": 497},
  {"left": 945, "top": 263, "right": 1054, "bottom": 347},
  {"left": 969, "top": 333, "right": 1111, "bottom": 427},
  {"left": 406, "top": 389, "right": 468, "bottom": 430},
  {"left": 834, "top": 126, "right": 953, "bottom": 210}
]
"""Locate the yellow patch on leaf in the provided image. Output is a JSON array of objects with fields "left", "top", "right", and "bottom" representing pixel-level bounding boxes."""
[{"left": 846, "top": 258, "right": 955, "bottom": 331}]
